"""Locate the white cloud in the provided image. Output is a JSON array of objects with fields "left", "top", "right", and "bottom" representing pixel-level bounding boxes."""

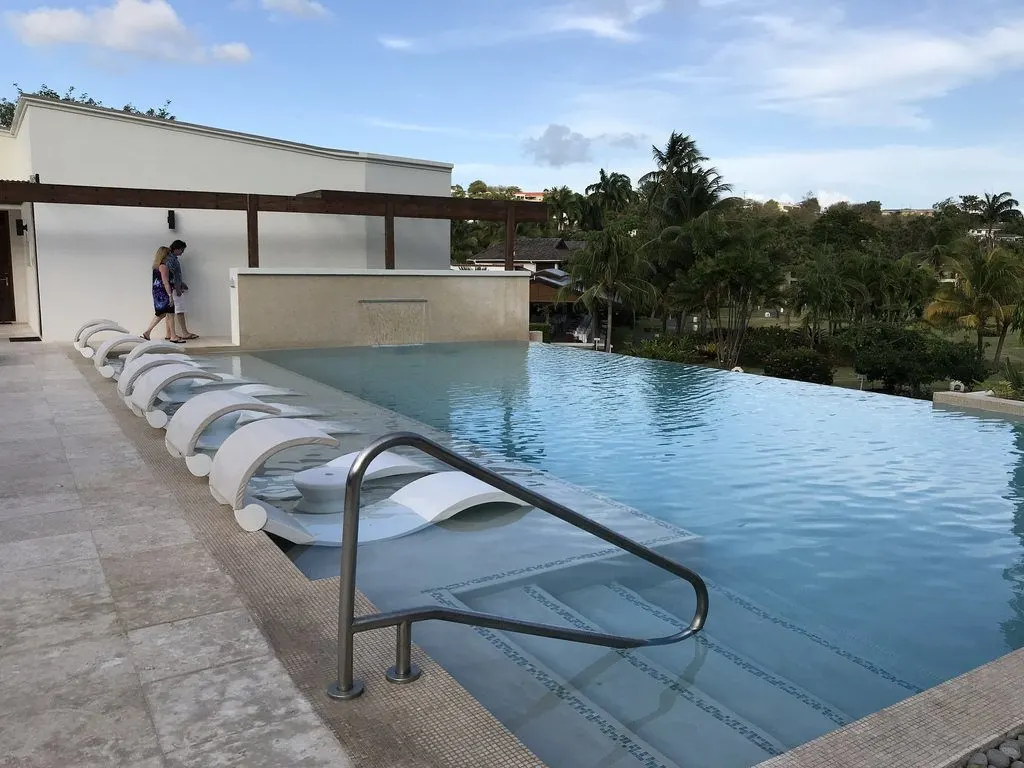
[
  {"left": 5, "top": 0, "right": 250, "bottom": 63},
  {"left": 378, "top": 36, "right": 413, "bottom": 50},
  {"left": 379, "top": 0, "right": 671, "bottom": 52},
  {"left": 522, "top": 123, "right": 645, "bottom": 166},
  {"left": 683, "top": 6, "right": 1024, "bottom": 127},
  {"left": 260, "top": 0, "right": 330, "bottom": 19},
  {"left": 211, "top": 42, "right": 252, "bottom": 62},
  {"left": 365, "top": 117, "right": 517, "bottom": 140},
  {"left": 542, "top": 0, "right": 668, "bottom": 42},
  {"left": 454, "top": 143, "right": 1024, "bottom": 208}
]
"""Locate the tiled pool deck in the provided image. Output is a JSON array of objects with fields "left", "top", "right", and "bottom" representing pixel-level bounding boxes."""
[
  {"left": 0, "top": 343, "right": 541, "bottom": 767},
  {"left": 6, "top": 340, "right": 1024, "bottom": 768}
]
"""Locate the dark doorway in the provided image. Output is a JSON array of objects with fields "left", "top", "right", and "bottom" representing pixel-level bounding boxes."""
[{"left": 0, "top": 212, "right": 14, "bottom": 323}]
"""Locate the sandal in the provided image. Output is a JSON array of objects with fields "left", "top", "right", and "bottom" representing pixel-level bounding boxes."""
[
  {"left": 142, "top": 332, "right": 151, "bottom": 341},
  {"left": 182, "top": 334, "right": 199, "bottom": 340},
  {"left": 167, "top": 338, "right": 186, "bottom": 344}
]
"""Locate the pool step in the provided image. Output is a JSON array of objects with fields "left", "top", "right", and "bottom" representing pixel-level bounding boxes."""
[
  {"left": 430, "top": 589, "right": 682, "bottom": 768},
  {"left": 554, "top": 583, "right": 849, "bottom": 747},
  {"left": 628, "top": 577, "right": 922, "bottom": 720},
  {"left": 463, "top": 585, "right": 782, "bottom": 768}
]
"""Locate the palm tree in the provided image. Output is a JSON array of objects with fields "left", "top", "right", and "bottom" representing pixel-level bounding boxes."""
[
  {"left": 925, "top": 239, "right": 1024, "bottom": 361},
  {"left": 978, "top": 192, "right": 1022, "bottom": 241},
  {"left": 585, "top": 169, "right": 633, "bottom": 220},
  {"left": 543, "top": 186, "right": 576, "bottom": 232},
  {"left": 564, "top": 220, "right": 656, "bottom": 352},
  {"left": 640, "top": 132, "right": 707, "bottom": 188}
]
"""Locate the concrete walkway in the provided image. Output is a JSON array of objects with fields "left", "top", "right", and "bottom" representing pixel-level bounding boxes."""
[{"left": 0, "top": 344, "right": 351, "bottom": 767}]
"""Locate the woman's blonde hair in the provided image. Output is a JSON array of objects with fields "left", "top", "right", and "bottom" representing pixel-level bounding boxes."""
[{"left": 152, "top": 246, "right": 171, "bottom": 269}]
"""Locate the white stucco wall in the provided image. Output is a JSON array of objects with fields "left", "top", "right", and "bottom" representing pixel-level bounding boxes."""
[
  {"left": 363, "top": 161, "right": 452, "bottom": 270},
  {"left": 14, "top": 100, "right": 452, "bottom": 341},
  {"left": 0, "top": 126, "right": 38, "bottom": 330}
]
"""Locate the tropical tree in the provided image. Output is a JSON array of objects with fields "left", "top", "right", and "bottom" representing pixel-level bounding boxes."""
[
  {"left": 564, "top": 214, "right": 657, "bottom": 351},
  {"left": 543, "top": 186, "right": 576, "bottom": 232},
  {"left": 585, "top": 169, "right": 633, "bottom": 223},
  {"left": 925, "top": 239, "right": 1024, "bottom": 361},
  {"left": 1, "top": 83, "right": 174, "bottom": 129},
  {"left": 677, "top": 212, "right": 785, "bottom": 366},
  {"left": 977, "top": 192, "right": 1022, "bottom": 241}
]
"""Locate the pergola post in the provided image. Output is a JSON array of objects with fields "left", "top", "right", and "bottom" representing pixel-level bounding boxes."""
[
  {"left": 246, "top": 194, "right": 260, "bottom": 268},
  {"left": 504, "top": 204, "right": 516, "bottom": 271},
  {"left": 384, "top": 201, "right": 396, "bottom": 269}
]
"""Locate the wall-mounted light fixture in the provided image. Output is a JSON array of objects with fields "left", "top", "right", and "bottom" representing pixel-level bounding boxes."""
[
  {"left": 167, "top": 210, "right": 176, "bottom": 230},
  {"left": 15, "top": 219, "right": 28, "bottom": 236}
]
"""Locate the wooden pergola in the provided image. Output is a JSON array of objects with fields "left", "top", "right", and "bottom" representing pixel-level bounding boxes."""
[{"left": 0, "top": 181, "right": 548, "bottom": 270}]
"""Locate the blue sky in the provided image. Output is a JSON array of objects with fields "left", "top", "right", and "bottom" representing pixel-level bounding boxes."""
[{"left": 1, "top": 0, "right": 1022, "bottom": 207}]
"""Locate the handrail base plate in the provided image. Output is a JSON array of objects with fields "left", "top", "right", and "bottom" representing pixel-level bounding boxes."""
[
  {"left": 326, "top": 680, "right": 365, "bottom": 700},
  {"left": 386, "top": 664, "right": 422, "bottom": 685}
]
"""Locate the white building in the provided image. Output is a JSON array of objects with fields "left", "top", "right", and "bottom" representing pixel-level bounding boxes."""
[{"left": 0, "top": 97, "right": 452, "bottom": 341}]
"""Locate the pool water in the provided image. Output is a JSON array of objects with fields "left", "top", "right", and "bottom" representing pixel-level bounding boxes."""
[{"left": 257, "top": 341, "right": 1024, "bottom": 765}]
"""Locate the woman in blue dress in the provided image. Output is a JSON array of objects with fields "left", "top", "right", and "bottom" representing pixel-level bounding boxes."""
[{"left": 141, "top": 246, "right": 184, "bottom": 342}]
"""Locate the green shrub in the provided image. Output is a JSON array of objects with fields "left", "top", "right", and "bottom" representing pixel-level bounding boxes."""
[
  {"left": 993, "top": 361, "right": 1024, "bottom": 400},
  {"left": 838, "top": 323, "right": 987, "bottom": 396},
  {"left": 528, "top": 323, "right": 552, "bottom": 343},
  {"left": 622, "top": 336, "right": 698, "bottom": 363},
  {"left": 763, "top": 348, "right": 835, "bottom": 385},
  {"left": 739, "top": 327, "right": 803, "bottom": 367}
]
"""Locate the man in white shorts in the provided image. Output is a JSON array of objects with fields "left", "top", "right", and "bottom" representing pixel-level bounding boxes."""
[{"left": 167, "top": 239, "right": 199, "bottom": 340}]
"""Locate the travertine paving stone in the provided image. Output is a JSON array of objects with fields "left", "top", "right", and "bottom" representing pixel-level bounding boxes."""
[
  {"left": 128, "top": 608, "right": 271, "bottom": 683},
  {"left": 0, "top": 344, "right": 354, "bottom": 768}
]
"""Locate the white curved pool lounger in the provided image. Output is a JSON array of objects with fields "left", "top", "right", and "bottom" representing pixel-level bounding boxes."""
[
  {"left": 155, "top": 374, "right": 260, "bottom": 405},
  {"left": 165, "top": 389, "right": 284, "bottom": 476},
  {"left": 116, "top": 354, "right": 197, "bottom": 399},
  {"left": 292, "top": 450, "right": 432, "bottom": 514},
  {"left": 123, "top": 340, "right": 188, "bottom": 365},
  {"left": 194, "top": 417, "right": 356, "bottom": 460},
  {"left": 94, "top": 334, "right": 148, "bottom": 378},
  {"left": 128, "top": 363, "right": 224, "bottom": 427},
  {"left": 229, "top": 384, "right": 301, "bottom": 398},
  {"left": 209, "top": 418, "right": 339, "bottom": 510},
  {"left": 236, "top": 470, "right": 526, "bottom": 546},
  {"left": 74, "top": 318, "right": 118, "bottom": 345},
  {"left": 77, "top": 322, "right": 130, "bottom": 358}
]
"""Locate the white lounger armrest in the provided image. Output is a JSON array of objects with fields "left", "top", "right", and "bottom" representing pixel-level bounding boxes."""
[
  {"left": 77, "top": 322, "right": 129, "bottom": 358},
  {"left": 208, "top": 418, "right": 339, "bottom": 510},
  {"left": 128, "top": 363, "right": 223, "bottom": 427},
  {"left": 123, "top": 340, "right": 188, "bottom": 365},
  {"left": 116, "top": 354, "right": 195, "bottom": 398},
  {"left": 164, "top": 389, "right": 283, "bottom": 477},
  {"left": 74, "top": 318, "right": 117, "bottom": 344},
  {"left": 94, "top": 334, "right": 147, "bottom": 378}
]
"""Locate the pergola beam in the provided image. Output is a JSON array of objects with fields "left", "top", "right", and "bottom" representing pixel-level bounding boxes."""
[
  {"left": 0, "top": 182, "right": 548, "bottom": 222},
  {"left": 0, "top": 180, "right": 547, "bottom": 271}
]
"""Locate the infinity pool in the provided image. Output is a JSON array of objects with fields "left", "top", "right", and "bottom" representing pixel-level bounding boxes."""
[{"left": 256, "top": 341, "right": 1024, "bottom": 766}]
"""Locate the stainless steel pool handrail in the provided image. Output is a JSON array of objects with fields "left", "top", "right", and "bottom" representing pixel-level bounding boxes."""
[{"left": 327, "top": 431, "right": 710, "bottom": 700}]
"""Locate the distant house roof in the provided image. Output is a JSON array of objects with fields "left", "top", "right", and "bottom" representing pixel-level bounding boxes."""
[
  {"left": 533, "top": 267, "right": 571, "bottom": 288},
  {"left": 469, "top": 237, "right": 586, "bottom": 264}
]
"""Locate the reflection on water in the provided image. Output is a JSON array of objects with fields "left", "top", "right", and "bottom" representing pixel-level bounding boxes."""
[
  {"left": 258, "top": 342, "right": 1024, "bottom": 690},
  {"left": 1002, "top": 428, "right": 1024, "bottom": 650}
]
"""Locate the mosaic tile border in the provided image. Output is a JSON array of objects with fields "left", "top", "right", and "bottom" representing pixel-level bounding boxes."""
[
  {"left": 519, "top": 585, "right": 783, "bottom": 757},
  {"left": 432, "top": 532, "right": 696, "bottom": 595},
  {"left": 601, "top": 584, "right": 849, "bottom": 727},
  {"left": 429, "top": 589, "right": 674, "bottom": 768},
  {"left": 703, "top": 582, "right": 923, "bottom": 695}
]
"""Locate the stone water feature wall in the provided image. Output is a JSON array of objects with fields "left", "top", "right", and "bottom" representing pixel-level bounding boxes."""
[{"left": 229, "top": 268, "right": 529, "bottom": 349}]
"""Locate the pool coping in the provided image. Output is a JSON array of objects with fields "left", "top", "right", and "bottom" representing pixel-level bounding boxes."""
[
  {"left": 755, "top": 645, "right": 1024, "bottom": 768},
  {"left": 933, "top": 390, "right": 1024, "bottom": 420},
  {"left": 73, "top": 348, "right": 546, "bottom": 768}
]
